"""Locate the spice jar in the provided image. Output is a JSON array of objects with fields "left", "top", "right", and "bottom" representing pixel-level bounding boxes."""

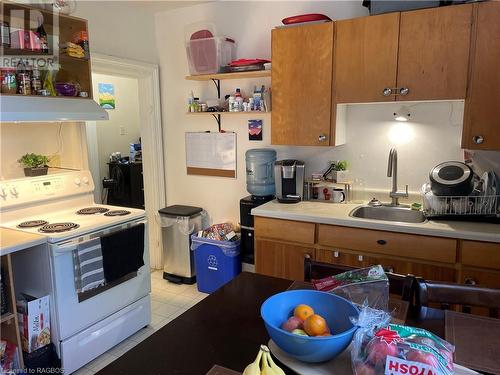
[{"left": 1, "top": 68, "right": 17, "bottom": 94}]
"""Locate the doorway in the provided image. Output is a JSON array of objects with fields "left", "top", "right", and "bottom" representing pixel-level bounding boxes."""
[{"left": 85, "top": 54, "right": 165, "bottom": 269}]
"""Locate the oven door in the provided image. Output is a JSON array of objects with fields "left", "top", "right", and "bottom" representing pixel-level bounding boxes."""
[{"left": 49, "top": 219, "right": 150, "bottom": 341}]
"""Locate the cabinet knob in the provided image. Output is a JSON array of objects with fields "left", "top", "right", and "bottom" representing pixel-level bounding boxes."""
[
  {"left": 473, "top": 135, "right": 484, "bottom": 145},
  {"left": 464, "top": 277, "right": 476, "bottom": 285},
  {"left": 399, "top": 87, "right": 409, "bottom": 96},
  {"left": 333, "top": 251, "right": 339, "bottom": 258},
  {"left": 304, "top": 253, "right": 312, "bottom": 259},
  {"left": 382, "top": 88, "right": 392, "bottom": 96},
  {"left": 318, "top": 134, "right": 327, "bottom": 142},
  {"left": 358, "top": 255, "right": 364, "bottom": 262},
  {"left": 377, "top": 239, "right": 387, "bottom": 245}
]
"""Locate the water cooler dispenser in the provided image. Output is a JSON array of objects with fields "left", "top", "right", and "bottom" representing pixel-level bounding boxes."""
[{"left": 240, "top": 149, "right": 276, "bottom": 264}]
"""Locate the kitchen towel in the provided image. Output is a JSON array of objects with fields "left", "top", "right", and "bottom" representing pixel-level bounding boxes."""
[
  {"left": 100, "top": 223, "right": 145, "bottom": 283},
  {"left": 73, "top": 238, "right": 106, "bottom": 293}
]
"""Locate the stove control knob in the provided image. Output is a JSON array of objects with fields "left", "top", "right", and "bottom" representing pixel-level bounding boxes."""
[
  {"left": 10, "top": 187, "right": 18, "bottom": 196},
  {"left": 82, "top": 177, "right": 89, "bottom": 185},
  {"left": 74, "top": 178, "right": 81, "bottom": 186},
  {"left": 0, "top": 188, "right": 7, "bottom": 198}
]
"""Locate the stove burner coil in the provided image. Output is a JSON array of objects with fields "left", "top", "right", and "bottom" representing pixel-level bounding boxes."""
[
  {"left": 77, "top": 207, "right": 109, "bottom": 215},
  {"left": 104, "top": 210, "right": 131, "bottom": 217},
  {"left": 39, "top": 222, "right": 80, "bottom": 233},
  {"left": 17, "top": 220, "right": 48, "bottom": 228}
]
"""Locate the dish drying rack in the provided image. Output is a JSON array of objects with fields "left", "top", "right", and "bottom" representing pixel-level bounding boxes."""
[{"left": 423, "top": 194, "right": 500, "bottom": 219}]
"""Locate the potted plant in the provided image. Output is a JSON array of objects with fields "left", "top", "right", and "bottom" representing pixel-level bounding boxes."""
[
  {"left": 331, "top": 160, "right": 350, "bottom": 183},
  {"left": 18, "top": 153, "right": 50, "bottom": 177}
]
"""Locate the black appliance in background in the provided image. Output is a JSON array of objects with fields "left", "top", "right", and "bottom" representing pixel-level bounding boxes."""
[
  {"left": 104, "top": 162, "right": 144, "bottom": 209},
  {"left": 239, "top": 195, "right": 273, "bottom": 264}
]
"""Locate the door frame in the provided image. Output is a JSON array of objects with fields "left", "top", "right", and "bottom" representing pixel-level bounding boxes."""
[{"left": 86, "top": 53, "right": 165, "bottom": 269}]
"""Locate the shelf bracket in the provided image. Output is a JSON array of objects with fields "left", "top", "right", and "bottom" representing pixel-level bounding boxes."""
[
  {"left": 211, "top": 113, "right": 221, "bottom": 132},
  {"left": 211, "top": 79, "right": 221, "bottom": 99}
]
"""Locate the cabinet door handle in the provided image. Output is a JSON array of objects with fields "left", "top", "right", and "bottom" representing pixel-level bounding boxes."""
[
  {"left": 304, "top": 253, "right": 312, "bottom": 259},
  {"left": 318, "top": 134, "right": 327, "bottom": 142},
  {"left": 333, "top": 251, "right": 339, "bottom": 258},
  {"left": 473, "top": 135, "right": 484, "bottom": 145},
  {"left": 358, "top": 255, "right": 364, "bottom": 262},
  {"left": 384, "top": 266, "right": 395, "bottom": 273},
  {"left": 382, "top": 88, "right": 393, "bottom": 96},
  {"left": 399, "top": 87, "right": 409, "bottom": 96},
  {"left": 377, "top": 239, "right": 387, "bottom": 245}
]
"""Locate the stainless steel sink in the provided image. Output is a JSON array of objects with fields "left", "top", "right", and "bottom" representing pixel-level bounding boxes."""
[{"left": 349, "top": 205, "right": 426, "bottom": 223}]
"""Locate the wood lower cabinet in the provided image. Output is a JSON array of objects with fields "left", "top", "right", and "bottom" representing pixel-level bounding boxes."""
[
  {"left": 271, "top": 22, "right": 335, "bottom": 146},
  {"left": 335, "top": 12, "right": 400, "bottom": 103},
  {"left": 316, "top": 248, "right": 456, "bottom": 282},
  {"left": 255, "top": 238, "right": 313, "bottom": 281},
  {"left": 463, "top": 0, "right": 500, "bottom": 150},
  {"left": 396, "top": 4, "right": 473, "bottom": 101}
]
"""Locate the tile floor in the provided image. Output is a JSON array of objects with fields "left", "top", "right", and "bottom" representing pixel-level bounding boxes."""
[{"left": 72, "top": 270, "right": 208, "bottom": 375}]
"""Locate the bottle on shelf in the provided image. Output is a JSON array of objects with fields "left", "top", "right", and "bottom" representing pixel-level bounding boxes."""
[
  {"left": 16, "top": 59, "right": 31, "bottom": 95},
  {"left": 36, "top": 24, "right": 49, "bottom": 54},
  {"left": 235, "top": 88, "right": 243, "bottom": 112},
  {"left": 31, "top": 65, "right": 42, "bottom": 94}
]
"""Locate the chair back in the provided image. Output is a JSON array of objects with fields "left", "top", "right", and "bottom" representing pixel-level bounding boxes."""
[
  {"left": 415, "top": 278, "right": 500, "bottom": 317},
  {"left": 304, "top": 256, "right": 414, "bottom": 301}
]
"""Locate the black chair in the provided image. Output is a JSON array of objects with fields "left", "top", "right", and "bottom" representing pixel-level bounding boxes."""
[
  {"left": 414, "top": 277, "right": 500, "bottom": 317},
  {"left": 303, "top": 256, "right": 415, "bottom": 301}
]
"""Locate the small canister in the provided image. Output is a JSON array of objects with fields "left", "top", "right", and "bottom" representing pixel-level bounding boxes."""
[{"left": 1, "top": 68, "right": 17, "bottom": 94}]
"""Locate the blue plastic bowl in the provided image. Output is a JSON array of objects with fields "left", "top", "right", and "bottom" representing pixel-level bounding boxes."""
[{"left": 260, "top": 290, "right": 359, "bottom": 363}]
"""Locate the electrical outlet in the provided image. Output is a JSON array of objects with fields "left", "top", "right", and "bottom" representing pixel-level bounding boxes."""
[{"left": 120, "top": 126, "right": 126, "bottom": 135}]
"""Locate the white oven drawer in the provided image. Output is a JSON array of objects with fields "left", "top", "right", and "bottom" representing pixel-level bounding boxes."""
[{"left": 61, "top": 295, "right": 151, "bottom": 375}]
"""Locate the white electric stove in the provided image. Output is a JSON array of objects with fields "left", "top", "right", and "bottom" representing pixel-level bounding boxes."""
[{"left": 0, "top": 171, "right": 151, "bottom": 374}]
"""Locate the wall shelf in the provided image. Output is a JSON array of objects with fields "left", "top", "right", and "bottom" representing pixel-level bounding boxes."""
[
  {"left": 186, "top": 111, "right": 270, "bottom": 116},
  {"left": 185, "top": 70, "right": 271, "bottom": 81}
]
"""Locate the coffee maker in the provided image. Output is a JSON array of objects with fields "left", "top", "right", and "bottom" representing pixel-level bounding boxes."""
[{"left": 274, "top": 160, "right": 305, "bottom": 203}]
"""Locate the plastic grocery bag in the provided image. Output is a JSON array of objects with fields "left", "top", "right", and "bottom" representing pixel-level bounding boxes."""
[
  {"left": 312, "top": 265, "right": 389, "bottom": 311},
  {"left": 351, "top": 304, "right": 455, "bottom": 375}
]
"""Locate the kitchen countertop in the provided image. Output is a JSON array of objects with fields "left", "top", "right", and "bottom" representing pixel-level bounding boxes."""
[
  {"left": 0, "top": 228, "right": 47, "bottom": 256},
  {"left": 252, "top": 200, "right": 500, "bottom": 243}
]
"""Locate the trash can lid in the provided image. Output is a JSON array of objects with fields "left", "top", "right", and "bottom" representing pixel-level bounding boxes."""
[{"left": 158, "top": 205, "right": 203, "bottom": 217}]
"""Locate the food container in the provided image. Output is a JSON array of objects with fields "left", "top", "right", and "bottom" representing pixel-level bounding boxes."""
[
  {"left": 186, "top": 36, "right": 236, "bottom": 75},
  {"left": 1, "top": 68, "right": 17, "bottom": 94},
  {"left": 10, "top": 29, "right": 41, "bottom": 50},
  {"left": 16, "top": 294, "right": 51, "bottom": 353}
]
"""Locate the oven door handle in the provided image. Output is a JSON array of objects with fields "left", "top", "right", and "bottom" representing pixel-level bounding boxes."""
[{"left": 53, "top": 219, "right": 147, "bottom": 255}]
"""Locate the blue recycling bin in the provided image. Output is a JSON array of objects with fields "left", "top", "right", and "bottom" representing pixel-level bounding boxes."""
[{"left": 191, "top": 235, "right": 241, "bottom": 293}]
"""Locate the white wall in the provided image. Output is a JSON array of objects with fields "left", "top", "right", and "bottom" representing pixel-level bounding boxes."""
[
  {"left": 155, "top": 1, "right": 499, "bottom": 226},
  {"left": 74, "top": 1, "right": 160, "bottom": 63},
  {"left": 91, "top": 73, "right": 141, "bottom": 184},
  {"left": 0, "top": 122, "right": 85, "bottom": 180}
]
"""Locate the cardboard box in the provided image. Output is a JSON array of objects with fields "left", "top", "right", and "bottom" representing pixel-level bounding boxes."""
[{"left": 16, "top": 294, "right": 50, "bottom": 353}]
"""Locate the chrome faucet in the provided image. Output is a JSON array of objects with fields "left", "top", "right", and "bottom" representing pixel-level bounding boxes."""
[{"left": 387, "top": 148, "right": 408, "bottom": 206}]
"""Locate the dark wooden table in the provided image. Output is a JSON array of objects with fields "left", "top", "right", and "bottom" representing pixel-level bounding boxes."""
[{"left": 96, "top": 272, "right": 446, "bottom": 375}]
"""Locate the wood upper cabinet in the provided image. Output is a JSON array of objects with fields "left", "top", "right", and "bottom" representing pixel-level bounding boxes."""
[
  {"left": 462, "top": 1, "right": 500, "bottom": 150},
  {"left": 271, "top": 22, "right": 334, "bottom": 146},
  {"left": 334, "top": 4, "right": 472, "bottom": 103},
  {"left": 255, "top": 238, "right": 313, "bottom": 281},
  {"left": 396, "top": 4, "right": 473, "bottom": 101},
  {"left": 335, "top": 13, "right": 400, "bottom": 103}
]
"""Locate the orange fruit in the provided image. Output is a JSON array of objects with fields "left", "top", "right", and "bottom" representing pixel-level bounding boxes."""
[
  {"left": 304, "top": 314, "right": 328, "bottom": 336},
  {"left": 294, "top": 304, "right": 314, "bottom": 322}
]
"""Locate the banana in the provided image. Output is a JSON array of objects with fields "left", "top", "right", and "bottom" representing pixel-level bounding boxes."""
[
  {"left": 265, "top": 351, "right": 286, "bottom": 375},
  {"left": 260, "top": 351, "right": 275, "bottom": 375},
  {"left": 243, "top": 348, "right": 263, "bottom": 375}
]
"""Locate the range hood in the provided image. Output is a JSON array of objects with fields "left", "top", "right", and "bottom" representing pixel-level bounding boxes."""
[{"left": 0, "top": 95, "right": 109, "bottom": 122}]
